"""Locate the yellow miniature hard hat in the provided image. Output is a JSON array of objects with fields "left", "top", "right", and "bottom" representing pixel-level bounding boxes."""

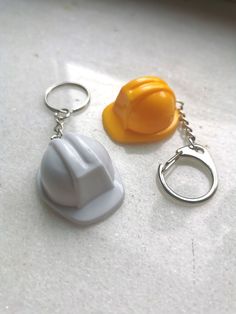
[{"left": 102, "top": 76, "right": 179, "bottom": 143}]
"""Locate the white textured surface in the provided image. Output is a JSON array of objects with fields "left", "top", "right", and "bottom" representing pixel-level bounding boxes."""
[{"left": 1, "top": 0, "right": 236, "bottom": 313}]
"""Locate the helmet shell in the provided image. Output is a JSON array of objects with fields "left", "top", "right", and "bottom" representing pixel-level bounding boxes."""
[
  {"left": 37, "top": 133, "right": 124, "bottom": 225},
  {"left": 102, "top": 76, "right": 179, "bottom": 143}
]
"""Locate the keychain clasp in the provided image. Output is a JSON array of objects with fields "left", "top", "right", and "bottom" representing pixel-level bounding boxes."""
[{"left": 158, "top": 144, "right": 218, "bottom": 203}]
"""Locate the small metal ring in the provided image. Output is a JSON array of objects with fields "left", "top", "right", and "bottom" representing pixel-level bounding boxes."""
[
  {"left": 45, "top": 81, "right": 90, "bottom": 114},
  {"left": 157, "top": 144, "right": 218, "bottom": 203}
]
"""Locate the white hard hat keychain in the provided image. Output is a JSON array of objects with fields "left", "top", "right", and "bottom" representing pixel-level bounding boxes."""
[{"left": 37, "top": 82, "right": 124, "bottom": 225}]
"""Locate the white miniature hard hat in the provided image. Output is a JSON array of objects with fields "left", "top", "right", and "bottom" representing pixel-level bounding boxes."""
[{"left": 37, "top": 133, "right": 124, "bottom": 225}]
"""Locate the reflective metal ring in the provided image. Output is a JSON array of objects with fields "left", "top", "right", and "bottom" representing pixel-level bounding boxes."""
[
  {"left": 45, "top": 81, "right": 90, "bottom": 114},
  {"left": 157, "top": 144, "right": 218, "bottom": 203}
]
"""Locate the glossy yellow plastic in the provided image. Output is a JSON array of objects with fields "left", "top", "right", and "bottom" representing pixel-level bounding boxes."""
[{"left": 102, "top": 76, "right": 179, "bottom": 144}]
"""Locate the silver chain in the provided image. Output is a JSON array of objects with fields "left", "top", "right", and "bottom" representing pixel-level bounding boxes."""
[
  {"left": 51, "top": 109, "right": 71, "bottom": 140},
  {"left": 177, "top": 100, "right": 196, "bottom": 147}
]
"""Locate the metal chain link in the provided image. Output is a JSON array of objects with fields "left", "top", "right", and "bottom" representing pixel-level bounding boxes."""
[
  {"left": 51, "top": 109, "right": 71, "bottom": 140},
  {"left": 177, "top": 100, "right": 196, "bottom": 147}
]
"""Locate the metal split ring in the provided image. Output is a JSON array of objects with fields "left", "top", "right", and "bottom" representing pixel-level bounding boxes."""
[
  {"left": 157, "top": 144, "right": 218, "bottom": 203},
  {"left": 45, "top": 81, "right": 91, "bottom": 114}
]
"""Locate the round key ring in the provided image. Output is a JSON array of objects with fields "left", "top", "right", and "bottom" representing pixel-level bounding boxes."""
[
  {"left": 45, "top": 81, "right": 91, "bottom": 114},
  {"left": 158, "top": 144, "right": 218, "bottom": 203},
  {"left": 44, "top": 82, "right": 91, "bottom": 139}
]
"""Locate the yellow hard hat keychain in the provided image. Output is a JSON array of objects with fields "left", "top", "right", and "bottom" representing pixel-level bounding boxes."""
[
  {"left": 103, "top": 76, "right": 179, "bottom": 143},
  {"left": 103, "top": 76, "right": 218, "bottom": 203}
]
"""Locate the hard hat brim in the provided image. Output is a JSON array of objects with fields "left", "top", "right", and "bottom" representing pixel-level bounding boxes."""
[
  {"left": 102, "top": 103, "right": 179, "bottom": 144},
  {"left": 37, "top": 168, "right": 124, "bottom": 226}
]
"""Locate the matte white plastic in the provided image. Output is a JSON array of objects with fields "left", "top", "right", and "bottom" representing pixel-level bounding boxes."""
[{"left": 37, "top": 133, "right": 124, "bottom": 225}]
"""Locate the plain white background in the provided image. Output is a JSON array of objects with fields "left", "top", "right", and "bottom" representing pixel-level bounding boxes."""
[{"left": 1, "top": 0, "right": 236, "bottom": 313}]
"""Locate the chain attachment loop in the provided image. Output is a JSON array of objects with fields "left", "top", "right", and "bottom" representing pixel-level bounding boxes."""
[
  {"left": 51, "top": 109, "right": 71, "bottom": 140},
  {"left": 177, "top": 100, "right": 196, "bottom": 148}
]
